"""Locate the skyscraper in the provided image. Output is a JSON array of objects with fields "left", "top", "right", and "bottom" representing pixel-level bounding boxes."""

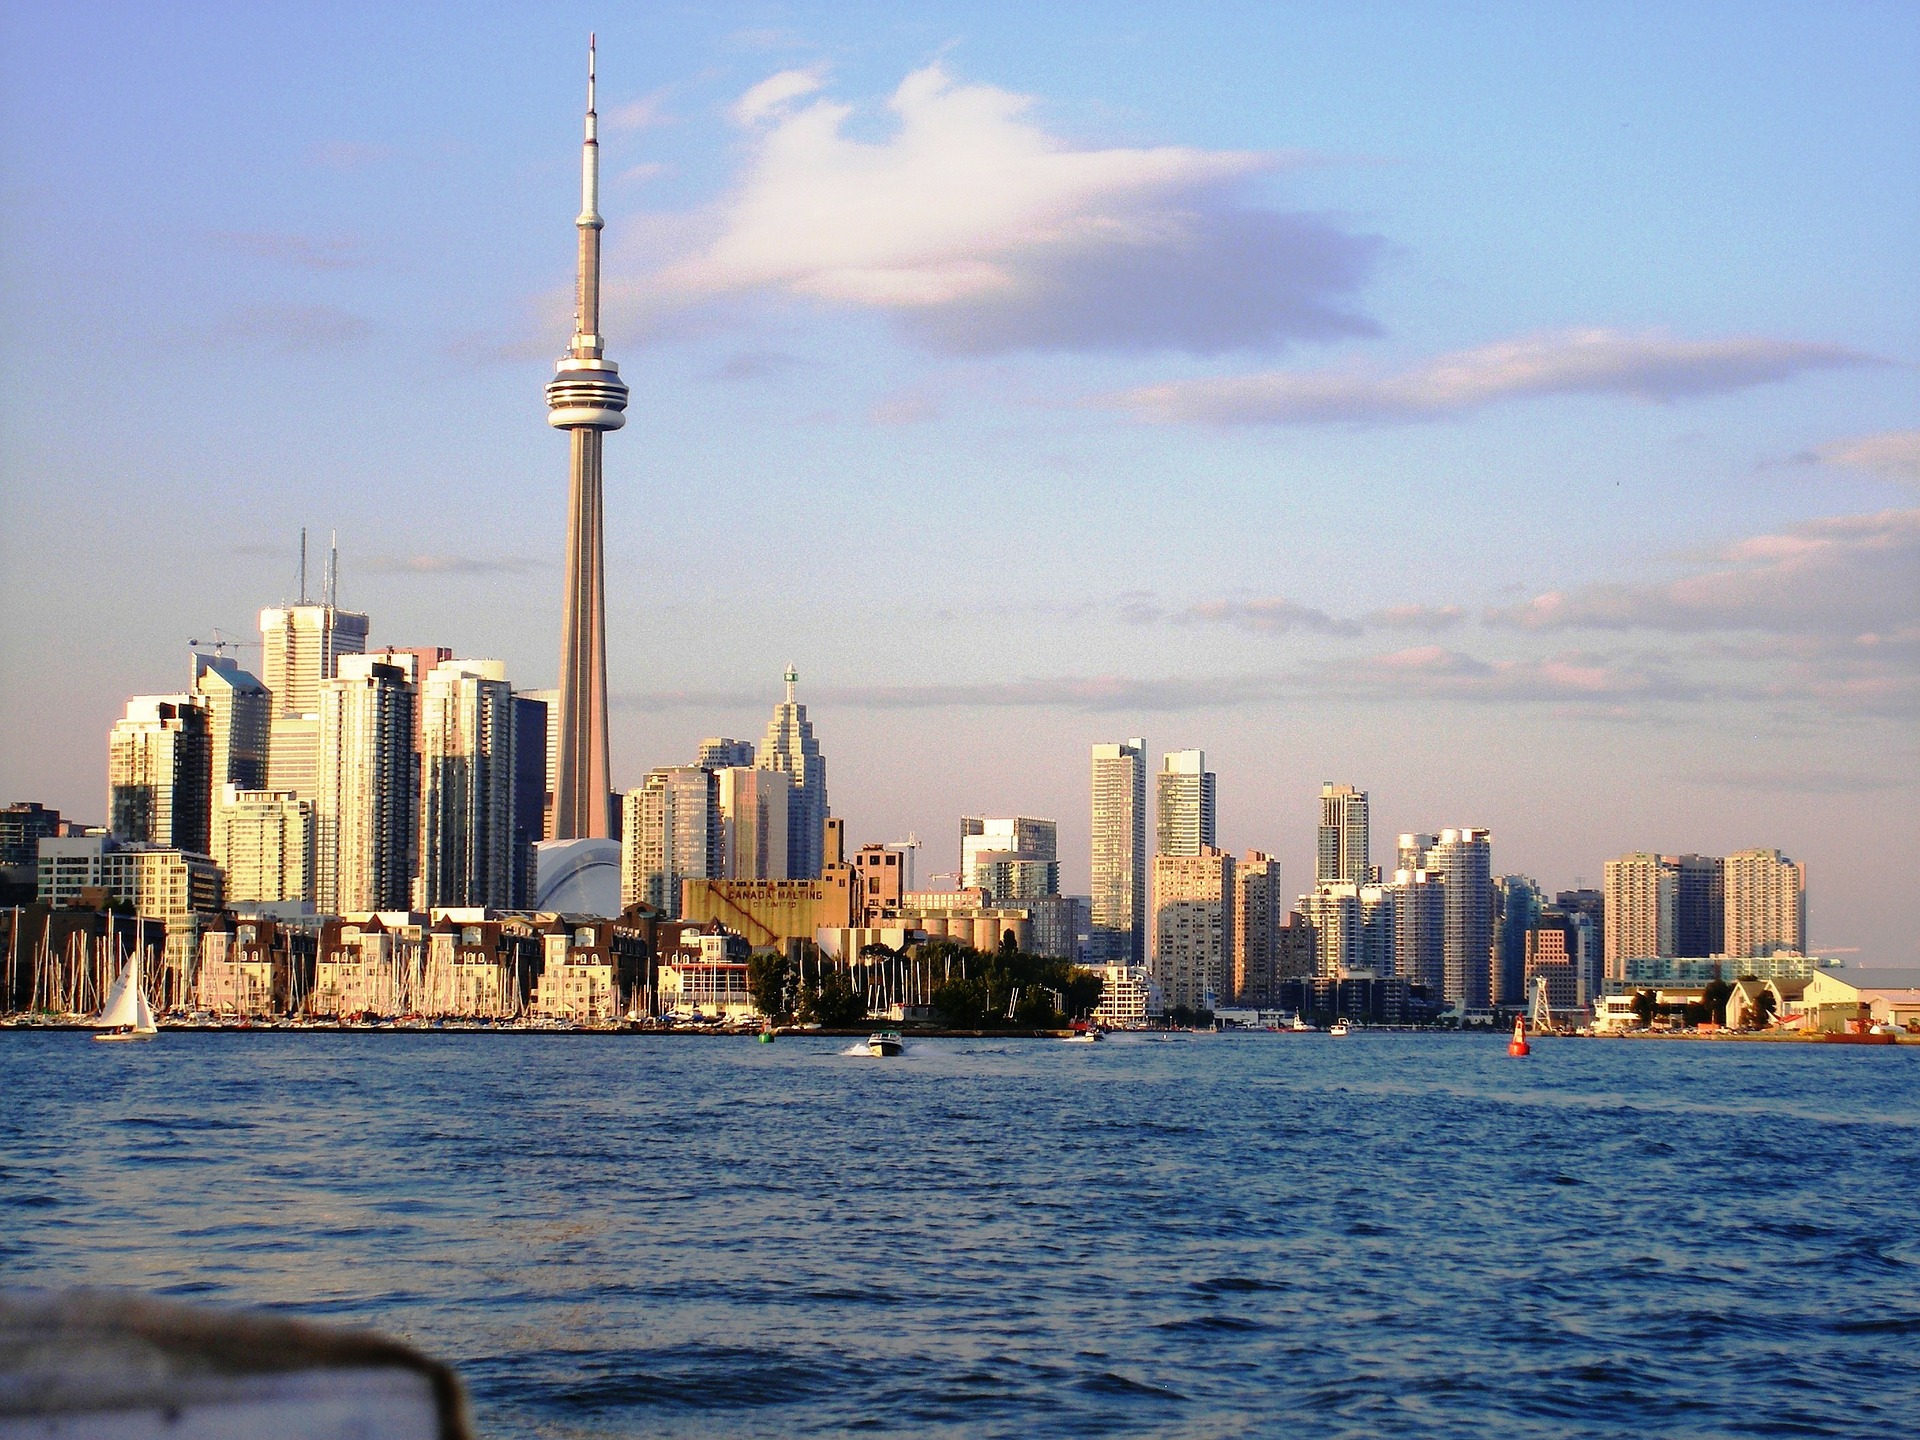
[
  {"left": 960, "top": 816, "right": 1059, "bottom": 901},
  {"left": 1396, "top": 832, "right": 1436, "bottom": 874},
  {"left": 698, "top": 738, "right": 756, "bottom": 769},
  {"left": 1233, "top": 851, "right": 1283, "bottom": 1005},
  {"left": 510, "top": 693, "right": 549, "bottom": 905},
  {"left": 1318, "top": 783, "right": 1371, "bottom": 884},
  {"left": 260, "top": 577, "right": 369, "bottom": 807},
  {"left": 547, "top": 37, "right": 629, "bottom": 841},
  {"left": 1299, "top": 883, "right": 1360, "bottom": 977},
  {"left": 1393, "top": 869, "right": 1446, "bottom": 995},
  {"left": 715, "top": 766, "right": 790, "bottom": 881},
  {"left": 1090, "top": 739, "right": 1147, "bottom": 964},
  {"left": 192, "top": 656, "right": 270, "bottom": 798},
  {"left": 755, "top": 668, "right": 828, "bottom": 880},
  {"left": 1155, "top": 749, "right": 1216, "bottom": 856},
  {"left": 1671, "top": 853, "right": 1725, "bottom": 958},
  {"left": 1724, "top": 848, "right": 1806, "bottom": 958},
  {"left": 1426, "top": 827, "right": 1492, "bottom": 1009},
  {"left": 419, "top": 660, "right": 519, "bottom": 910},
  {"left": 1152, "top": 847, "right": 1234, "bottom": 1013},
  {"left": 1492, "top": 874, "right": 1545, "bottom": 1005},
  {"left": 1603, "top": 853, "right": 1675, "bottom": 978},
  {"left": 315, "top": 655, "right": 416, "bottom": 914},
  {"left": 622, "top": 766, "right": 720, "bottom": 916},
  {"left": 108, "top": 697, "right": 212, "bottom": 855},
  {"left": 213, "top": 786, "right": 313, "bottom": 904}
]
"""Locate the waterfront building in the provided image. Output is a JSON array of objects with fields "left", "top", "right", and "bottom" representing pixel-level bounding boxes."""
[
  {"left": 1393, "top": 869, "right": 1445, "bottom": 995},
  {"left": 852, "top": 843, "right": 907, "bottom": 921},
  {"left": 1155, "top": 750, "right": 1216, "bottom": 857},
  {"left": 1318, "top": 783, "right": 1371, "bottom": 885},
  {"left": 315, "top": 655, "right": 417, "bottom": 915},
  {"left": 0, "top": 803, "right": 63, "bottom": 868},
  {"left": 681, "top": 875, "right": 858, "bottom": 951},
  {"left": 1724, "top": 848, "right": 1807, "bottom": 959},
  {"left": 1358, "top": 883, "right": 1397, "bottom": 977},
  {"left": 1603, "top": 853, "right": 1674, "bottom": 979},
  {"left": 1029, "top": 894, "right": 1083, "bottom": 962},
  {"left": 192, "top": 656, "right": 270, "bottom": 799},
  {"left": 108, "top": 696, "right": 212, "bottom": 855},
  {"left": 419, "top": 660, "right": 520, "bottom": 910},
  {"left": 1396, "top": 832, "right": 1436, "bottom": 875},
  {"left": 531, "top": 915, "right": 650, "bottom": 1022},
  {"left": 1426, "top": 827, "right": 1493, "bottom": 1010},
  {"left": 892, "top": 890, "right": 1033, "bottom": 953},
  {"left": 1093, "top": 964, "right": 1165, "bottom": 1027},
  {"left": 1152, "top": 847, "right": 1234, "bottom": 1013},
  {"left": 756, "top": 669, "right": 829, "bottom": 880},
  {"left": 1090, "top": 739, "right": 1147, "bottom": 964},
  {"left": 657, "top": 928, "right": 756, "bottom": 1021},
  {"left": 1672, "top": 853, "right": 1725, "bottom": 958},
  {"left": 1233, "top": 851, "right": 1283, "bottom": 1005},
  {"left": 1277, "top": 910, "right": 1317, "bottom": 981},
  {"left": 622, "top": 766, "right": 721, "bottom": 917},
  {"left": 698, "top": 738, "right": 756, "bottom": 769},
  {"left": 36, "top": 834, "right": 137, "bottom": 908},
  {"left": 1492, "top": 875, "right": 1545, "bottom": 1006},
  {"left": 716, "top": 766, "right": 790, "bottom": 882},
  {"left": 546, "top": 40, "right": 629, "bottom": 841},
  {"left": 194, "top": 916, "right": 317, "bottom": 1017},
  {"left": 213, "top": 786, "right": 313, "bottom": 904},
  {"left": 960, "top": 815, "right": 1059, "bottom": 901}
]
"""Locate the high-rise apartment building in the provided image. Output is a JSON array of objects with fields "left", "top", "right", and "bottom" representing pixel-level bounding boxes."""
[
  {"left": 213, "top": 785, "right": 313, "bottom": 904},
  {"left": 1299, "top": 883, "right": 1359, "bottom": 977},
  {"left": 1426, "top": 827, "right": 1492, "bottom": 1009},
  {"left": 315, "top": 655, "right": 416, "bottom": 914},
  {"left": 108, "top": 697, "right": 213, "bottom": 856},
  {"left": 518, "top": 688, "right": 561, "bottom": 839},
  {"left": 1393, "top": 869, "right": 1445, "bottom": 994},
  {"left": 0, "top": 803, "right": 63, "bottom": 868},
  {"left": 756, "top": 669, "right": 828, "bottom": 880},
  {"left": 510, "top": 694, "right": 549, "bottom": 905},
  {"left": 1555, "top": 888, "right": 1604, "bottom": 999},
  {"left": 1724, "top": 848, "right": 1806, "bottom": 959},
  {"left": 1318, "top": 783, "right": 1371, "bottom": 884},
  {"left": 1090, "top": 739, "right": 1147, "bottom": 965},
  {"left": 1152, "top": 847, "right": 1234, "bottom": 1013},
  {"left": 1233, "top": 851, "right": 1283, "bottom": 1005},
  {"left": 715, "top": 766, "right": 790, "bottom": 881},
  {"left": 261, "top": 596, "right": 369, "bottom": 807},
  {"left": 1671, "top": 853, "right": 1725, "bottom": 958},
  {"left": 698, "top": 738, "right": 756, "bottom": 769},
  {"left": 419, "top": 660, "right": 519, "bottom": 910},
  {"left": 622, "top": 767, "right": 721, "bottom": 917},
  {"left": 1155, "top": 750, "right": 1216, "bottom": 856},
  {"left": 1396, "top": 832, "right": 1436, "bottom": 874},
  {"left": 1359, "top": 883, "right": 1396, "bottom": 976},
  {"left": 960, "top": 816, "right": 1059, "bottom": 902},
  {"left": 1603, "top": 853, "right": 1675, "bottom": 978}
]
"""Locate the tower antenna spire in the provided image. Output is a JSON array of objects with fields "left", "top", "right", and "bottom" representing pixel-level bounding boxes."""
[
  {"left": 299, "top": 527, "right": 308, "bottom": 604},
  {"left": 327, "top": 530, "right": 339, "bottom": 609}
]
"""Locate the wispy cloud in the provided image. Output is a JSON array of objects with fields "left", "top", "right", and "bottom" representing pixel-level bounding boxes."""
[
  {"left": 1109, "top": 330, "right": 1881, "bottom": 425},
  {"left": 621, "top": 64, "right": 1379, "bottom": 355},
  {"left": 218, "top": 231, "right": 367, "bottom": 271},
  {"left": 608, "top": 90, "right": 675, "bottom": 132},
  {"left": 1173, "top": 597, "right": 1360, "bottom": 636},
  {"left": 362, "top": 554, "right": 546, "bottom": 576},
  {"left": 1488, "top": 508, "right": 1919, "bottom": 638},
  {"left": 1363, "top": 603, "right": 1467, "bottom": 631},
  {"left": 203, "top": 304, "right": 371, "bottom": 353},
  {"left": 1813, "top": 429, "right": 1920, "bottom": 485}
]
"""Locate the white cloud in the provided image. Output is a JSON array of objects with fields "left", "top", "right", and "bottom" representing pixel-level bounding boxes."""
[
  {"left": 1173, "top": 597, "right": 1360, "bottom": 636},
  {"left": 730, "top": 67, "right": 826, "bottom": 126},
  {"left": 624, "top": 65, "right": 1379, "bottom": 354},
  {"left": 1815, "top": 430, "right": 1920, "bottom": 485},
  {"left": 1111, "top": 329, "right": 1881, "bottom": 424}
]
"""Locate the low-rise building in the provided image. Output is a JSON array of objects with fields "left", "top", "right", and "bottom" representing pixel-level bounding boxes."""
[
  {"left": 1093, "top": 964, "right": 1164, "bottom": 1028},
  {"left": 656, "top": 927, "right": 755, "bottom": 1021},
  {"left": 530, "top": 915, "right": 649, "bottom": 1022},
  {"left": 195, "top": 916, "right": 317, "bottom": 1016}
]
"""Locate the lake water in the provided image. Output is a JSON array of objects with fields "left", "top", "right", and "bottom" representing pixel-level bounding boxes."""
[{"left": 4, "top": 1031, "right": 1918, "bottom": 1437}]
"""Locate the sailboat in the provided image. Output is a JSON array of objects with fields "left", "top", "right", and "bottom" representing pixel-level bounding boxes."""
[{"left": 92, "top": 949, "right": 158, "bottom": 1042}]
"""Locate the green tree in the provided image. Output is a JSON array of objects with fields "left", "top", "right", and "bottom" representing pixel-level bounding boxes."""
[
  {"left": 1701, "top": 978, "right": 1733, "bottom": 1027},
  {"left": 1631, "top": 988, "right": 1657, "bottom": 1028},
  {"left": 747, "top": 952, "right": 791, "bottom": 1020},
  {"left": 798, "top": 967, "right": 867, "bottom": 1027}
]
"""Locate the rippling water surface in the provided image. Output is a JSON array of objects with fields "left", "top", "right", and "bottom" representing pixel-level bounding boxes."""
[{"left": 5, "top": 1031, "right": 1918, "bottom": 1436}]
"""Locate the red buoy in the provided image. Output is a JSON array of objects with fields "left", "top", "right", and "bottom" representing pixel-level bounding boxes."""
[{"left": 1507, "top": 1016, "right": 1531, "bottom": 1057}]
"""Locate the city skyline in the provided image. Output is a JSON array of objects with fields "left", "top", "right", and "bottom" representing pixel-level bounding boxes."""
[{"left": 1, "top": 5, "right": 1913, "bottom": 964}]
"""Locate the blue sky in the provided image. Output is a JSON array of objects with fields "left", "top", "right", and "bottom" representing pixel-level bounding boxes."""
[{"left": 3, "top": 2, "right": 1915, "bottom": 961}]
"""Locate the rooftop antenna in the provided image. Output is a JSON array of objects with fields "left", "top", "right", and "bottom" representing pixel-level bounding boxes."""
[
  {"left": 784, "top": 664, "right": 798, "bottom": 706},
  {"left": 326, "top": 530, "right": 339, "bottom": 609},
  {"left": 299, "top": 528, "right": 309, "bottom": 604}
]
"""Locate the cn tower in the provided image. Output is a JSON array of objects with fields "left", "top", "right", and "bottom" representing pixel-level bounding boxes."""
[{"left": 545, "top": 35, "right": 628, "bottom": 838}]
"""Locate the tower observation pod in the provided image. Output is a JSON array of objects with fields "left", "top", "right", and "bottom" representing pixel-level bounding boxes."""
[{"left": 547, "top": 34, "right": 627, "bottom": 840}]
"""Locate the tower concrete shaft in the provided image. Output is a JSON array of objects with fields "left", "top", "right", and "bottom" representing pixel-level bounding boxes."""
[{"left": 546, "top": 34, "right": 628, "bottom": 839}]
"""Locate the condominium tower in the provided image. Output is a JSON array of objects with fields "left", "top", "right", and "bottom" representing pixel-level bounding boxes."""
[
  {"left": 1155, "top": 750, "right": 1216, "bottom": 856},
  {"left": 1090, "top": 739, "right": 1147, "bottom": 964},
  {"left": 315, "top": 655, "right": 416, "bottom": 914},
  {"left": 1724, "top": 848, "right": 1806, "bottom": 958},
  {"left": 108, "top": 696, "right": 212, "bottom": 855},
  {"left": 960, "top": 816, "right": 1059, "bottom": 901},
  {"left": 419, "top": 660, "right": 520, "bottom": 910},
  {"left": 1318, "top": 783, "right": 1371, "bottom": 884},
  {"left": 622, "top": 766, "right": 721, "bottom": 916},
  {"left": 1426, "top": 827, "right": 1492, "bottom": 1009},
  {"left": 1152, "top": 847, "right": 1234, "bottom": 1013}
]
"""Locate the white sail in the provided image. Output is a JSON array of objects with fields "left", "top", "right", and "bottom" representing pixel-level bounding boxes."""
[
  {"left": 134, "top": 985, "right": 157, "bottom": 1034},
  {"left": 95, "top": 952, "right": 141, "bottom": 1028}
]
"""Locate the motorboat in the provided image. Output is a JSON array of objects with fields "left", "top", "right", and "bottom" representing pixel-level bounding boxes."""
[
  {"left": 1328, "top": 1020, "right": 1351, "bottom": 1037},
  {"left": 867, "top": 1030, "right": 904, "bottom": 1057},
  {"left": 1063, "top": 1026, "right": 1102, "bottom": 1043}
]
